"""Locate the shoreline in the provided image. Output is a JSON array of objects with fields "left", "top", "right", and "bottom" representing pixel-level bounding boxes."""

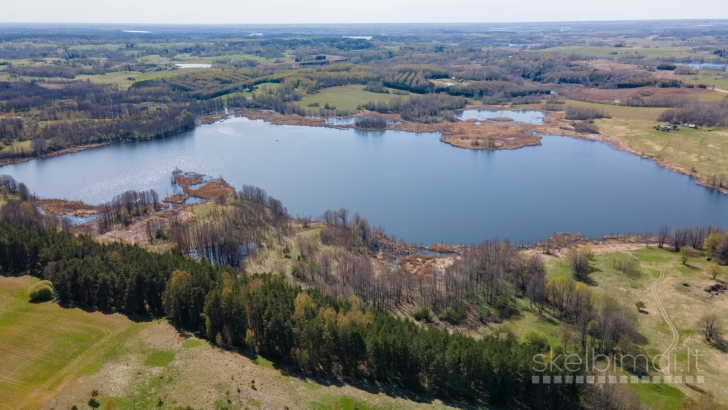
[
  {"left": 557, "top": 126, "right": 728, "bottom": 195},
  {"left": 2, "top": 107, "right": 726, "bottom": 196}
]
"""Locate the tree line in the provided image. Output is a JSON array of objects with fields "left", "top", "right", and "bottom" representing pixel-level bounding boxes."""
[{"left": 0, "top": 218, "right": 587, "bottom": 408}]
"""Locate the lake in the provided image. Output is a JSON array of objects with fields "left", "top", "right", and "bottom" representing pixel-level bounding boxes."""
[{"left": 2, "top": 116, "right": 727, "bottom": 245}]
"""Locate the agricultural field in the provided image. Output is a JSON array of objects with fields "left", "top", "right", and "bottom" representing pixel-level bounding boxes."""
[
  {"left": 680, "top": 71, "right": 728, "bottom": 91},
  {"left": 297, "top": 85, "right": 407, "bottom": 111},
  {"left": 0, "top": 276, "right": 144, "bottom": 410},
  {"left": 75, "top": 70, "right": 186, "bottom": 89}
]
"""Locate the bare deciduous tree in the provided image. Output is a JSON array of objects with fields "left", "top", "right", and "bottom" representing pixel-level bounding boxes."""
[{"left": 698, "top": 313, "right": 721, "bottom": 342}]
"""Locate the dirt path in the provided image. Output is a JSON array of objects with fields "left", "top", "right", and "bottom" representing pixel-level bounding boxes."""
[
  {"left": 649, "top": 256, "right": 698, "bottom": 400},
  {"left": 14, "top": 322, "right": 135, "bottom": 410}
]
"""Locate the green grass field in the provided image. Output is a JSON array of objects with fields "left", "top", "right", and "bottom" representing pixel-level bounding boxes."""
[
  {"left": 681, "top": 71, "right": 728, "bottom": 90},
  {"left": 0, "top": 276, "right": 143, "bottom": 410},
  {"left": 297, "top": 85, "right": 405, "bottom": 111},
  {"left": 1, "top": 140, "right": 33, "bottom": 154},
  {"left": 76, "top": 70, "right": 186, "bottom": 89}
]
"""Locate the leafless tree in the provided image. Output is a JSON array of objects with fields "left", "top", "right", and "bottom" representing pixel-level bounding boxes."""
[{"left": 699, "top": 313, "right": 721, "bottom": 342}]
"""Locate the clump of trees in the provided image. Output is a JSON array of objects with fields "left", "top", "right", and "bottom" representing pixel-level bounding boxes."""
[
  {"left": 354, "top": 116, "right": 388, "bottom": 129},
  {"left": 28, "top": 280, "right": 54, "bottom": 301},
  {"left": 568, "top": 246, "right": 593, "bottom": 281},
  {"left": 658, "top": 100, "right": 728, "bottom": 127},
  {"left": 363, "top": 81, "right": 388, "bottom": 93},
  {"left": 171, "top": 184, "right": 289, "bottom": 267},
  {"left": 97, "top": 189, "right": 159, "bottom": 232},
  {"left": 573, "top": 122, "right": 599, "bottom": 134},
  {"left": 565, "top": 106, "right": 611, "bottom": 121},
  {"left": 360, "top": 93, "right": 466, "bottom": 123}
]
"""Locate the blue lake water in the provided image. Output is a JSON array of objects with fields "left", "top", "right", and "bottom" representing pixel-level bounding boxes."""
[
  {"left": 457, "top": 109, "right": 545, "bottom": 124},
  {"left": 2, "top": 116, "right": 727, "bottom": 245}
]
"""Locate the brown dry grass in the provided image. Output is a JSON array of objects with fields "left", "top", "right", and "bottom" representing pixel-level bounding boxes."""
[
  {"left": 37, "top": 199, "right": 100, "bottom": 216},
  {"left": 46, "top": 319, "right": 458, "bottom": 410},
  {"left": 397, "top": 254, "right": 438, "bottom": 276},
  {"left": 427, "top": 243, "right": 458, "bottom": 253},
  {"left": 186, "top": 179, "right": 235, "bottom": 200},
  {"left": 172, "top": 170, "right": 235, "bottom": 200},
  {"left": 162, "top": 193, "right": 188, "bottom": 204},
  {"left": 171, "top": 170, "right": 203, "bottom": 189},
  {"left": 565, "top": 86, "right": 720, "bottom": 103}
]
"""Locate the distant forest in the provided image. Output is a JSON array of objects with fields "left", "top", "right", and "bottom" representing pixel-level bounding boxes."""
[{"left": 3, "top": 21, "right": 728, "bottom": 162}]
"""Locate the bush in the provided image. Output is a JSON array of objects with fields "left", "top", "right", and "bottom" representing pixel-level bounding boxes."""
[
  {"left": 656, "top": 63, "right": 677, "bottom": 70},
  {"left": 613, "top": 256, "right": 636, "bottom": 274},
  {"left": 438, "top": 306, "right": 465, "bottom": 324},
  {"left": 354, "top": 116, "right": 388, "bottom": 129},
  {"left": 573, "top": 122, "right": 600, "bottom": 134},
  {"left": 674, "top": 66, "right": 697, "bottom": 75},
  {"left": 543, "top": 103, "right": 565, "bottom": 112},
  {"left": 412, "top": 306, "right": 429, "bottom": 321},
  {"left": 28, "top": 280, "right": 54, "bottom": 302},
  {"left": 565, "top": 106, "right": 611, "bottom": 120}
]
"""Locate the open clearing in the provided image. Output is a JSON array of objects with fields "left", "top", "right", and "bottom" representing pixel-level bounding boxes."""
[
  {"left": 297, "top": 85, "right": 406, "bottom": 111},
  {"left": 0, "top": 276, "right": 143, "bottom": 410}
]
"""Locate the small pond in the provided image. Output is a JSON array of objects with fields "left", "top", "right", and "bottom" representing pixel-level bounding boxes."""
[
  {"left": 175, "top": 63, "right": 212, "bottom": 68},
  {"left": 457, "top": 109, "right": 545, "bottom": 124}
]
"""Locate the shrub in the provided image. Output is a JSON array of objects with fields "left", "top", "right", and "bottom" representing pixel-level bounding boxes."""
[
  {"left": 613, "top": 256, "right": 636, "bottom": 274},
  {"left": 543, "top": 103, "right": 565, "bottom": 111},
  {"left": 412, "top": 306, "right": 429, "bottom": 321},
  {"left": 565, "top": 106, "right": 611, "bottom": 120},
  {"left": 438, "top": 306, "right": 465, "bottom": 324},
  {"left": 674, "top": 66, "right": 697, "bottom": 75},
  {"left": 573, "top": 122, "right": 600, "bottom": 134},
  {"left": 656, "top": 63, "right": 677, "bottom": 70},
  {"left": 354, "top": 116, "right": 388, "bottom": 129},
  {"left": 28, "top": 280, "right": 54, "bottom": 302}
]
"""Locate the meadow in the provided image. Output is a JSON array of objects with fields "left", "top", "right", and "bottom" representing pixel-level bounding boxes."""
[
  {"left": 0, "top": 276, "right": 144, "bottom": 410},
  {"left": 297, "top": 85, "right": 406, "bottom": 111}
]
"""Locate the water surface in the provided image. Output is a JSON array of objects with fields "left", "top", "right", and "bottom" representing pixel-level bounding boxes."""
[
  {"left": 3, "top": 117, "right": 727, "bottom": 244},
  {"left": 457, "top": 109, "right": 545, "bottom": 124},
  {"left": 175, "top": 63, "right": 212, "bottom": 68}
]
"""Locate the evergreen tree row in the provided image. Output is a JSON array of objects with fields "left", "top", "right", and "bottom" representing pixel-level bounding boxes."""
[{"left": 0, "top": 221, "right": 581, "bottom": 408}]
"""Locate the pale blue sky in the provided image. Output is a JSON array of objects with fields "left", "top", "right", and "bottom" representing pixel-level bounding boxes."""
[{"left": 3, "top": 0, "right": 728, "bottom": 24}]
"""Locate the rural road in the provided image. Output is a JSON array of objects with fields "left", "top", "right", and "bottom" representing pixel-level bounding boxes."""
[{"left": 649, "top": 256, "right": 698, "bottom": 400}]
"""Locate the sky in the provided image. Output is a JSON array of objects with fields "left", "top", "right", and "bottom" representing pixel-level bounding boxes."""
[{"left": 3, "top": 0, "right": 728, "bottom": 24}]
